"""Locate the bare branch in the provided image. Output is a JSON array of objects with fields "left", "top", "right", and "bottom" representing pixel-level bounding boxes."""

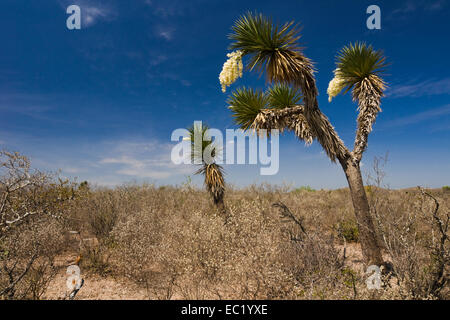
[
  {"left": 418, "top": 187, "right": 449, "bottom": 297},
  {"left": 0, "top": 251, "right": 38, "bottom": 297},
  {"left": 273, "top": 201, "right": 307, "bottom": 236}
]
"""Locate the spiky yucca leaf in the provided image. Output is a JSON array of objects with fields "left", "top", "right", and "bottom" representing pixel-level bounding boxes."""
[
  {"left": 228, "top": 84, "right": 300, "bottom": 124},
  {"left": 187, "top": 123, "right": 221, "bottom": 164},
  {"left": 196, "top": 163, "right": 225, "bottom": 205},
  {"left": 267, "top": 84, "right": 303, "bottom": 109},
  {"left": 229, "top": 12, "right": 317, "bottom": 91},
  {"left": 227, "top": 87, "right": 269, "bottom": 130},
  {"left": 229, "top": 84, "right": 312, "bottom": 142},
  {"left": 229, "top": 12, "right": 300, "bottom": 69},
  {"left": 334, "top": 42, "right": 388, "bottom": 161},
  {"left": 188, "top": 124, "right": 209, "bottom": 163},
  {"left": 335, "top": 42, "right": 387, "bottom": 96}
]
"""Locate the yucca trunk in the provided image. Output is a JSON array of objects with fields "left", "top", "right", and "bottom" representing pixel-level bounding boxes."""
[
  {"left": 202, "top": 163, "right": 227, "bottom": 218},
  {"left": 302, "top": 70, "right": 383, "bottom": 266},
  {"left": 215, "top": 197, "right": 227, "bottom": 217},
  {"left": 340, "top": 157, "right": 383, "bottom": 266}
]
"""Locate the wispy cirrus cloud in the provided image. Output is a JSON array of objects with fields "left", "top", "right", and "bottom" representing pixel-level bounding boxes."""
[
  {"left": 154, "top": 25, "right": 175, "bottom": 41},
  {"left": 98, "top": 140, "right": 192, "bottom": 181},
  {"left": 1, "top": 129, "right": 193, "bottom": 187},
  {"left": 382, "top": 104, "right": 450, "bottom": 127},
  {"left": 146, "top": 71, "right": 192, "bottom": 87},
  {"left": 146, "top": 0, "right": 200, "bottom": 41},
  {"left": 386, "top": 78, "right": 450, "bottom": 99},
  {"left": 390, "top": 1, "right": 417, "bottom": 17},
  {"left": 82, "top": 5, "right": 113, "bottom": 27},
  {"left": 0, "top": 92, "right": 71, "bottom": 123},
  {"left": 149, "top": 54, "right": 168, "bottom": 66},
  {"left": 388, "top": 0, "right": 447, "bottom": 20},
  {"left": 427, "top": 0, "right": 447, "bottom": 11},
  {"left": 143, "top": 0, "right": 192, "bottom": 18}
]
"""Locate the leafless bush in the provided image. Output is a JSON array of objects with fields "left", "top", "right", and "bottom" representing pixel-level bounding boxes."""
[
  {"left": 0, "top": 150, "right": 74, "bottom": 299},
  {"left": 101, "top": 186, "right": 363, "bottom": 300},
  {"left": 367, "top": 156, "right": 449, "bottom": 299}
]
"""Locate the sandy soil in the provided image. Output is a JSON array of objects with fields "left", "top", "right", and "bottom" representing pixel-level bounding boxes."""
[
  {"left": 44, "top": 272, "right": 149, "bottom": 300},
  {"left": 43, "top": 242, "right": 371, "bottom": 300}
]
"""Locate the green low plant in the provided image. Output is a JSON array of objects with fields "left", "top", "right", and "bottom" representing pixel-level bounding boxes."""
[
  {"left": 337, "top": 219, "right": 359, "bottom": 242},
  {"left": 294, "top": 186, "right": 316, "bottom": 192}
]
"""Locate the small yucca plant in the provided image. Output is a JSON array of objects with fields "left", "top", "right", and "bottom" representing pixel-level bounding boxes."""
[{"left": 187, "top": 123, "right": 226, "bottom": 215}]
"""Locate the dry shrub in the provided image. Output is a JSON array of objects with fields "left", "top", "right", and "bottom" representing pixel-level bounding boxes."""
[
  {"left": 105, "top": 186, "right": 359, "bottom": 300},
  {"left": 367, "top": 156, "right": 449, "bottom": 299},
  {"left": 0, "top": 150, "right": 74, "bottom": 300},
  {"left": 370, "top": 187, "right": 449, "bottom": 299},
  {"left": 0, "top": 219, "right": 66, "bottom": 299},
  {"left": 42, "top": 176, "right": 448, "bottom": 300}
]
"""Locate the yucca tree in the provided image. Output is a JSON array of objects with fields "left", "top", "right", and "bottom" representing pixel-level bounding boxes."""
[
  {"left": 187, "top": 123, "right": 227, "bottom": 216},
  {"left": 221, "top": 12, "right": 388, "bottom": 266}
]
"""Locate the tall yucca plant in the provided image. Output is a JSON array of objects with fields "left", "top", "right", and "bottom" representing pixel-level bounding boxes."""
[
  {"left": 187, "top": 123, "right": 227, "bottom": 216},
  {"left": 221, "top": 12, "right": 388, "bottom": 266}
]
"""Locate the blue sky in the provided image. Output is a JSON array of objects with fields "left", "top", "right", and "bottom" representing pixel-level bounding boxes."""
[{"left": 0, "top": 0, "right": 449, "bottom": 189}]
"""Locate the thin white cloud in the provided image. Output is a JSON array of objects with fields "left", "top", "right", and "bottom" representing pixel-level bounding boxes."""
[
  {"left": 116, "top": 168, "right": 173, "bottom": 179},
  {"left": 386, "top": 78, "right": 450, "bottom": 98},
  {"left": 6, "top": 136, "right": 194, "bottom": 187},
  {"left": 98, "top": 140, "right": 192, "bottom": 182},
  {"left": 82, "top": 5, "right": 111, "bottom": 27},
  {"left": 388, "top": 0, "right": 447, "bottom": 19},
  {"left": 154, "top": 25, "right": 175, "bottom": 40},
  {"left": 146, "top": 71, "right": 192, "bottom": 87},
  {"left": 391, "top": 1, "right": 417, "bottom": 16},
  {"left": 100, "top": 155, "right": 145, "bottom": 168},
  {"left": 427, "top": 0, "right": 447, "bottom": 11},
  {"left": 149, "top": 54, "right": 168, "bottom": 66},
  {"left": 180, "top": 80, "right": 191, "bottom": 87},
  {"left": 63, "top": 167, "right": 84, "bottom": 174},
  {"left": 383, "top": 104, "right": 450, "bottom": 127},
  {"left": 143, "top": 0, "right": 188, "bottom": 17}
]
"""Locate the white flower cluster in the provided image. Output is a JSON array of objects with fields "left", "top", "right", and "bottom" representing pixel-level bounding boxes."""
[
  {"left": 219, "top": 50, "right": 243, "bottom": 93},
  {"left": 327, "top": 69, "right": 345, "bottom": 102}
]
